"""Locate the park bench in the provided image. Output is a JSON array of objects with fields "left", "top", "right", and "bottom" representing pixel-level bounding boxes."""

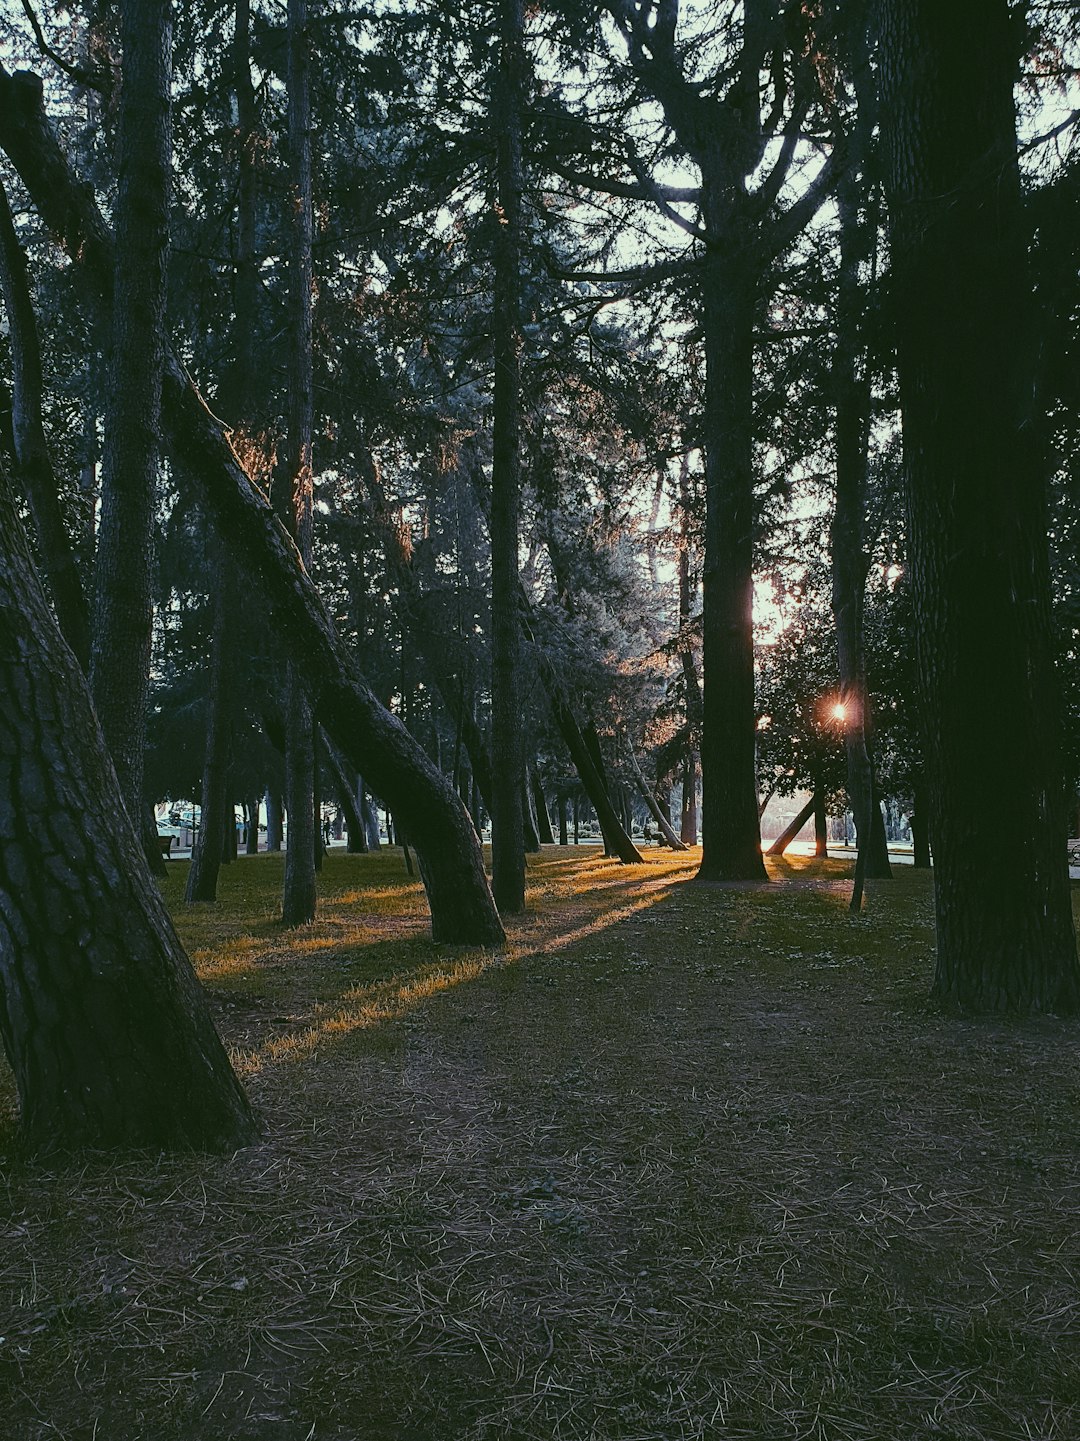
[{"left": 157, "top": 834, "right": 174, "bottom": 859}]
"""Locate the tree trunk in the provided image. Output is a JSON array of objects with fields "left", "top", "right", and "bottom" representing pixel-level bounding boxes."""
[
  {"left": 697, "top": 264, "right": 766, "bottom": 880},
  {"left": 878, "top": 0, "right": 1079, "bottom": 1010},
  {"left": 280, "top": 0, "right": 317, "bottom": 928},
  {"left": 583, "top": 719, "right": 616, "bottom": 856},
  {"left": 814, "top": 795, "right": 828, "bottom": 858},
  {"left": 89, "top": 0, "right": 172, "bottom": 873},
  {"left": 323, "top": 733, "right": 366, "bottom": 855},
  {"left": 245, "top": 792, "right": 260, "bottom": 853},
  {"left": 0, "top": 179, "right": 91, "bottom": 670},
  {"left": 831, "top": 155, "right": 892, "bottom": 881},
  {"left": 222, "top": 796, "right": 238, "bottom": 864},
  {"left": 680, "top": 749, "right": 698, "bottom": 845},
  {"left": 0, "top": 67, "right": 504, "bottom": 947},
  {"left": 625, "top": 741, "right": 687, "bottom": 850},
  {"left": 186, "top": 551, "right": 232, "bottom": 901},
  {"left": 0, "top": 457, "right": 257, "bottom": 1152},
  {"left": 489, "top": 0, "right": 527, "bottom": 914},
  {"left": 532, "top": 768, "right": 555, "bottom": 845},
  {"left": 521, "top": 770, "right": 541, "bottom": 853},
  {"left": 265, "top": 790, "right": 283, "bottom": 852},
  {"left": 558, "top": 791, "right": 568, "bottom": 846},
  {"left": 546, "top": 698, "right": 642, "bottom": 863},
  {"left": 766, "top": 794, "right": 817, "bottom": 857},
  {"left": 910, "top": 777, "right": 930, "bottom": 869}
]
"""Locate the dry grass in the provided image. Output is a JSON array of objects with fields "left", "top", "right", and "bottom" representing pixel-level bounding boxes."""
[{"left": 1, "top": 845, "right": 1079, "bottom": 1440}]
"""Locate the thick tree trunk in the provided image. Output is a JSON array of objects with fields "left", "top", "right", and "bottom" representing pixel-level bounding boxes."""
[
  {"left": 0, "top": 179, "right": 91, "bottom": 670},
  {"left": 89, "top": 0, "right": 171, "bottom": 872},
  {"left": 698, "top": 265, "right": 766, "bottom": 880},
  {"left": 0, "top": 458, "right": 257, "bottom": 1152},
  {"left": 0, "top": 63, "right": 504, "bottom": 947},
  {"left": 489, "top": 0, "right": 527, "bottom": 913},
  {"left": 878, "top": 0, "right": 1079, "bottom": 1010}
]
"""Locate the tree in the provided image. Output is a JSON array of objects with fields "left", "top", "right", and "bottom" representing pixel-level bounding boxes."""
[
  {"left": 0, "top": 454, "right": 258, "bottom": 1152},
  {"left": 280, "top": 0, "right": 318, "bottom": 926},
  {"left": 554, "top": 0, "right": 842, "bottom": 881},
  {"left": 89, "top": 0, "right": 173, "bottom": 872},
  {"left": 0, "top": 60, "right": 505, "bottom": 948},
  {"left": 489, "top": 0, "right": 528, "bottom": 914},
  {"left": 877, "top": 0, "right": 1080, "bottom": 1010}
]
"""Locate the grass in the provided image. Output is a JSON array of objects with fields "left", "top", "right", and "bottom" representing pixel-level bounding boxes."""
[{"left": 1, "top": 845, "right": 1079, "bottom": 1439}]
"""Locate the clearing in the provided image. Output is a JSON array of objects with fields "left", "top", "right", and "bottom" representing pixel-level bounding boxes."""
[{"left": 1, "top": 848, "right": 1078, "bottom": 1440}]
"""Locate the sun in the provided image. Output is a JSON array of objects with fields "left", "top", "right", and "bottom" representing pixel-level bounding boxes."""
[{"left": 831, "top": 702, "right": 847, "bottom": 723}]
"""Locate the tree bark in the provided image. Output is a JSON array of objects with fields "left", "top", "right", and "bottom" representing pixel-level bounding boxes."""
[
  {"left": 698, "top": 268, "right": 766, "bottom": 880},
  {"left": 0, "top": 457, "right": 257, "bottom": 1152},
  {"left": 831, "top": 155, "right": 891, "bottom": 880},
  {"left": 245, "top": 792, "right": 260, "bottom": 853},
  {"left": 521, "top": 770, "right": 541, "bottom": 853},
  {"left": 532, "top": 767, "right": 555, "bottom": 845},
  {"left": 280, "top": 0, "right": 317, "bottom": 927},
  {"left": 89, "top": 0, "right": 172, "bottom": 871},
  {"left": 814, "top": 794, "right": 828, "bottom": 859},
  {"left": 0, "top": 179, "right": 91, "bottom": 670},
  {"left": 265, "top": 789, "right": 283, "bottom": 853},
  {"left": 878, "top": 0, "right": 1079, "bottom": 1010},
  {"left": 489, "top": 0, "right": 527, "bottom": 913}
]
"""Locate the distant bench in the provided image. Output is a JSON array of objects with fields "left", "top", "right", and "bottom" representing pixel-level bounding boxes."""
[{"left": 157, "top": 835, "right": 174, "bottom": 859}]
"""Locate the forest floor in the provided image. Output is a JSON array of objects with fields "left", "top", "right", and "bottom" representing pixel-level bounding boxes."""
[{"left": 1, "top": 847, "right": 1079, "bottom": 1441}]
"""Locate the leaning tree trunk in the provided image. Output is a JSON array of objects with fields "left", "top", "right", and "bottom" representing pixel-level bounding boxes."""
[
  {"left": 488, "top": 0, "right": 527, "bottom": 913},
  {"left": 89, "top": 0, "right": 171, "bottom": 876},
  {"left": 0, "top": 457, "right": 258, "bottom": 1152},
  {"left": 280, "top": 0, "right": 317, "bottom": 927},
  {"left": 521, "top": 770, "right": 542, "bottom": 853},
  {"left": 531, "top": 767, "right": 555, "bottom": 846},
  {"left": 322, "top": 732, "right": 366, "bottom": 854},
  {"left": 878, "top": 0, "right": 1079, "bottom": 1010},
  {"left": 0, "top": 62, "right": 504, "bottom": 948},
  {"left": 0, "top": 178, "right": 91, "bottom": 670}
]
